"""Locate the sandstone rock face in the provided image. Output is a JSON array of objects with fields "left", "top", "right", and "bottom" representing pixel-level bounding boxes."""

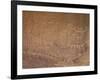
[{"left": 23, "top": 11, "right": 89, "bottom": 68}]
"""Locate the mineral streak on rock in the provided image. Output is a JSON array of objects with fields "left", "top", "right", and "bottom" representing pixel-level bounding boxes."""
[{"left": 23, "top": 11, "right": 89, "bottom": 68}]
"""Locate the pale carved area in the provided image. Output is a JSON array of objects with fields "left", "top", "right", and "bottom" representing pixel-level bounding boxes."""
[{"left": 22, "top": 11, "right": 90, "bottom": 68}]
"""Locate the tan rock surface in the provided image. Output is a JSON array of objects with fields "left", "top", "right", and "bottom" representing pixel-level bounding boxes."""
[{"left": 22, "top": 11, "right": 89, "bottom": 68}]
